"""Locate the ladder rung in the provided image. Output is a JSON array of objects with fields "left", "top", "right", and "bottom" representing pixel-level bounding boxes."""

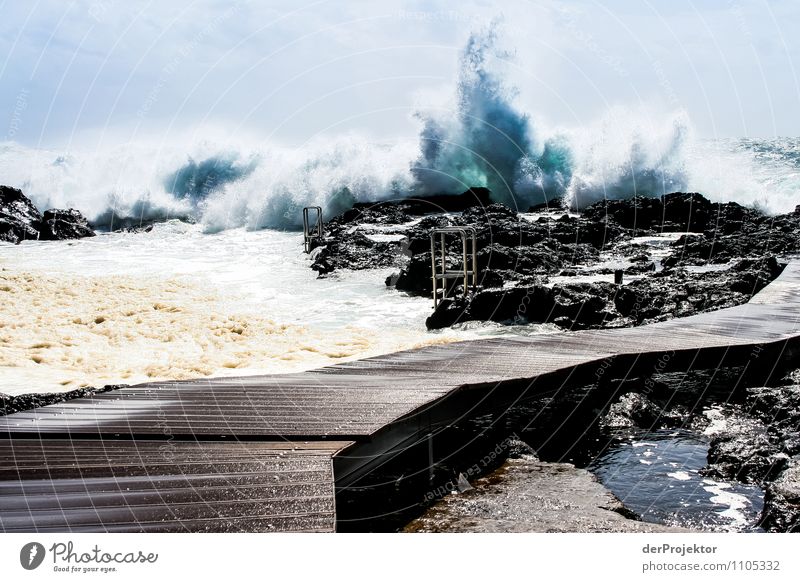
[{"left": 435, "top": 272, "right": 475, "bottom": 279}]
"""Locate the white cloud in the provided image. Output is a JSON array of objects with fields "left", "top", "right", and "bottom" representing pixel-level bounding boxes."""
[{"left": 0, "top": 0, "right": 798, "bottom": 147}]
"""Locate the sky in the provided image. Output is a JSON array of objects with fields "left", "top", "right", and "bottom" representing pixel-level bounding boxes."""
[{"left": 1, "top": 0, "right": 799, "bottom": 150}]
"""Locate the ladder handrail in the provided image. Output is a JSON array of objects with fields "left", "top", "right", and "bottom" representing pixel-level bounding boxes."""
[
  {"left": 430, "top": 226, "right": 478, "bottom": 308},
  {"left": 302, "top": 206, "right": 323, "bottom": 253}
]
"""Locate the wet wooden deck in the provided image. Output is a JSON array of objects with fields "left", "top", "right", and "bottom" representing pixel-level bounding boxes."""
[{"left": 1, "top": 259, "right": 798, "bottom": 532}]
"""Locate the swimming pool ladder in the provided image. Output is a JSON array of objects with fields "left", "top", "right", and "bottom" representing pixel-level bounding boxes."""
[
  {"left": 303, "top": 206, "right": 323, "bottom": 253},
  {"left": 430, "top": 227, "right": 478, "bottom": 308}
]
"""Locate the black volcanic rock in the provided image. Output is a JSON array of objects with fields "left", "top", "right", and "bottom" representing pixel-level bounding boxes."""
[
  {"left": 424, "top": 281, "right": 618, "bottom": 331},
  {"left": 425, "top": 287, "right": 534, "bottom": 329},
  {"left": 384, "top": 187, "right": 493, "bottom": 215},
  {"left": 747, "top": 382, "right": 800, "bottom": 458},
  {"left": 393, "top": 253, "right": 436, "bottom": 295},
  {"left": 0, "top": 384, "right": 123, "bottom": 416},
  {"left": 310, "top": 192, "right": 495, "bottom": 275},
  {"left": 547, "top": 216, "right": 628, "bottom": 249},
  {"left": 664, "top": 205, "right": 800, "bottom": 267},
  {"left": 581, "top": 195, "right": 657, "bottom": 232},
  {"left": 762, "top": 457, "right": 800, "bottom": 532},
  {"left": 698, "top": 369, "right": 800, "bottom": 531},
  {"left": 334, "top": 188, "right": 492, "bottom": 226},
  {"left": 305, "top": 188, "right": 787, "bottom": 335},
  {"left": 703, "top": 412, "right": 785, "bottom": 484},
  {"left": 613, "top": 257, "right": 783, "bottom": 325},
  {"left": 1, "top": 185, "right": 97, "bottom": 243},
  {"left": 600, "top": 393, "right": 688, "bottom": 431},
  {"left": 753, "top": 378, "right": 800, "bottom": 532},
  {"left": 582, "top": 192, "right": 715, "bottom": 233},
  {"left": 580, "top": 192, "right": 796, "bottom": 265},
  {"left": 527, "top": 197, "right": 566, "bottom": 212},
  {"left": 392, "top": 204, "right": 623, "bottom": 296},
  {"left": 311, "top": 231, "right": 405, "bottom": 275},
  {"left": 549, "top": 282, "right": 618, "bottom": 328},
  {"left": 38, "top": 208, "right": 95, "bottom": 240},
  {"left": 423, "top": 256, "right": 783, "bottom": 331},
  {"left": 661, "top": 192, "right": 716, "bottom": 231},
  {"left": 475, "top": 243, "right": 562, "bottom": 274},
  {"left": 313, "top": 190, "right": 628, "bottom": 283},
  {"left": 0, "top": 185, "right": 41, "bottom": 243},
  {"left": 424, "top": 296, "right": 472, "bottom": 329}
]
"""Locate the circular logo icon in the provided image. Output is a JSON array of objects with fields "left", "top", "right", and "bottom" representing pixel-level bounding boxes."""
[{"left": 20, "top": 542, "right": 46, "bottom": 570}]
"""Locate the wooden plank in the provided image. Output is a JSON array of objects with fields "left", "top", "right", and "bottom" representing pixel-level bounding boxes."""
[{"left": 0, "top": 440, "right": 350, "bottom": 533}]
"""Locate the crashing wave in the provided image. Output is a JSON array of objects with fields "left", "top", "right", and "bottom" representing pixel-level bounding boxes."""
[{"left": 0, "top": 24, "right": 795, "bottom": 231}]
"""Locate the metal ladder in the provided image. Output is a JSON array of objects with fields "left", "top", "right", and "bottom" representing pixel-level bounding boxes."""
[
  {"left": 430, "top": 226, "right": 478, "bottom": 308},
  {"left": 302, "top": 206, "right": 323, "bottom": 253}
]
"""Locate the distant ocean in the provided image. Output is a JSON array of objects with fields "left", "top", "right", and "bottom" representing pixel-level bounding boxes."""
[{"left": 1, "top": 28, "right": 798, "bottom": 233}]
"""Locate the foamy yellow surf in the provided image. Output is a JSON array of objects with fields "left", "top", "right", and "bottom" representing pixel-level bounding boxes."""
[{"left": 0, "top": 268, "right": 453, "bottom": 395}]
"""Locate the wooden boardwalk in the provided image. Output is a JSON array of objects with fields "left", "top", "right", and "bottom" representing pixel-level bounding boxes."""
[{"left": 1, "top": 259, "right": 798, "bottom": 532}]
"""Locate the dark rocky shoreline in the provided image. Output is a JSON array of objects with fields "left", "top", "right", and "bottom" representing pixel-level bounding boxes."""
[
  {"left": 308, "top": 189, "right": 800, "bottom": 332},
  {"left": 700, "top": 369, "right": 800, "bottom": 532},
  {"left": 1, "top": 185, "right": 96, "bottom": 243},
  {"left": 0, "top": 385, "right": 123, "bottom": 417}
]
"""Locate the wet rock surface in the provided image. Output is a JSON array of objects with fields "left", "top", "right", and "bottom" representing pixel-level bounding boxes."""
[
  {"left": 0, "top": 185, "right": 96, "bottom": 243},
  {"left": 0, "top": 185, "right": 41, "bottom": 243},
  {"left": 426, "top": 255, "right": 782, "bottom": 331},
  {"left": 611, "top": 256, "right": 783, "bottom": 325},
  {"left": 37, "top": 208, "right": 96, "bottom": 240},
  {"left": 664, "top": 204, "right": 800, "bottom": 267},
  {"left": 762, "top": 457, "right": 800, "bottom": 533},
  {"left": 687, "top": 368, "right": 800, "bottom": 531},
  {"left": 311, "top": 231, "right": 405, "bottom": 275},
  {"left": 600, "top": 392, "right": 688, "bottom": 431},
  {"left": 702, "top": 412, "right": 786, "bottom": 484},
  {"left": 703, "top": 373, "right": 800, "bottom": 478},
  {"left": 307, "top": 190, "right": 794, "bottom": 332},
  {"left": 310, "top": 188, "right": 492, "bottom": 274},
  {"left": 0, "top": 385, "right": 123, "bottom": 416},
  {"left": 746, "top": 380, "right": 800, "bottom": 458},
  {"left": 582, "top": 192, "right": 760, "bottom": 235},
  {"left": 399, "top": 360, "right": 795, "bottom": 533},
  {"left": 405, "top": 453, "right": 688, "bottom": 533}
]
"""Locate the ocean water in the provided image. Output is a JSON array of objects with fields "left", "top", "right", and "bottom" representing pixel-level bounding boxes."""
[
  {"left": 589, "top": 429, "right": 764, "bottom": 532},
  {"left": 1, "top": 136, "right": 797, "bottom": 235}
]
